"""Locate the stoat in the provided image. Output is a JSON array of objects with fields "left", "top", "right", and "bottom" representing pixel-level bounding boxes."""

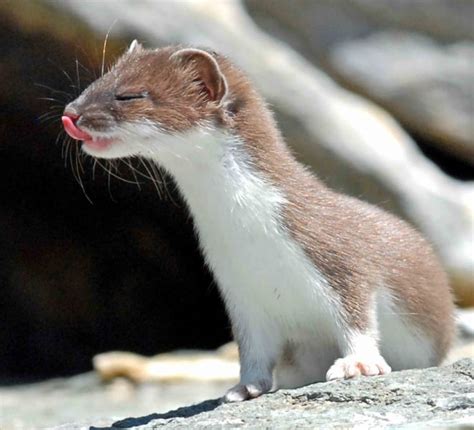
[{"left": 62, "top": 42, "right": 455, "bottom": 402}]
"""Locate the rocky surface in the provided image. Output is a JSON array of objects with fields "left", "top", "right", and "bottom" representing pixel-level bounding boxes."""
[
  {"left": 347, "top": 0, "right": 474, "bottom": 41},
  {"left": 247, "top": 1, "right": 474, "bottom": 160},
  {"left": 2, "top": 323, "right": 473, "bottom": 429},
  {"left": 0, "top": 372, "right": 231, "bottom": 429},
  {"left": 29, "top": 359, "right": 474, "bottom": 429},
  {"left": 330, "top": 31, "right": 474, "bottom": 163},
  {"left": 247, "top": 0, "right": 474, "bottom": 59}
]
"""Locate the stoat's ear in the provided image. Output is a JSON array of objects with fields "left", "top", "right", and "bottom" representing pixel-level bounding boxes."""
[
  {"left": 171, "top": 48, "right": 228, "bottom": 105},
  {"left": 127, "top": 39, "right": 143, "bottom": 54}
]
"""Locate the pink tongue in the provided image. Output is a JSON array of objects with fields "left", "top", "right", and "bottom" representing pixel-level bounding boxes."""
[{"left": 61, "top": 116, "right": 92, "bottom": 141}]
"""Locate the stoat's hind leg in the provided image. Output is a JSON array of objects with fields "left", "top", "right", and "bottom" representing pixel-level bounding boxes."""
[
  {"left": 326, "top": 332, "right": 391, "bottom": 381},
  {"left": 377, "top": 291, "right": 438, "bottom": 371}
]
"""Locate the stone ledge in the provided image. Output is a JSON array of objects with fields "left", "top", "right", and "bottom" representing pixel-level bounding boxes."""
[{"left": 49, "top": 358, "right": 473, "bottom": 429}]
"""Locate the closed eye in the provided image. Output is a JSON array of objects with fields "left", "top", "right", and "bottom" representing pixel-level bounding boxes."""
[{"left": 115, "top": 92, "right": 148, "bottom": 101}]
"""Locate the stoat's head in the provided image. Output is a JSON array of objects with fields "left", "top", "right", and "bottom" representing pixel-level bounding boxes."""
[{"left": 62, "top": 43, "right": 230, "bottom": 159}]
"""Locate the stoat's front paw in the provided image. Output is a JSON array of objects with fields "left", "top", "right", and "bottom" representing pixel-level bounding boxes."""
[
  {"left": 326, "top": 354, "right": 391, "bottom": 381},
  {"left": 223, "top": 379, "right": 272, "bottom": 403}
]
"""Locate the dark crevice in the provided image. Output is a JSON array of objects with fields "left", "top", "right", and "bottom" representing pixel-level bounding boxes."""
[{"left": 411, "top": 132, "right": 473, "bottom": 181}]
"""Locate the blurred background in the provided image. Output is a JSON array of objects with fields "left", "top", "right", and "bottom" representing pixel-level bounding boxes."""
[{"left": 1, "top": 0, "right": 473, "bottom": 428}]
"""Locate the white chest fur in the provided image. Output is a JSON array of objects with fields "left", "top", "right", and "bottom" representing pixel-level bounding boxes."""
[{"left": 149, "top": 129, "right": 341, "bottom": 345}]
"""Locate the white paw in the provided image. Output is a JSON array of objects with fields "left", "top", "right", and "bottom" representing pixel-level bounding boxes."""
[
  {"left": 326, "top": 354, "right": 391, "bottom": 381},
  {"left": 223, "top": 380, "right": 272, "bottom": 403}
]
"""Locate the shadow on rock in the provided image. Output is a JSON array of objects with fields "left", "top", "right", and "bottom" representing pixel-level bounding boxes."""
[{"left": 91, "top": 398, "right": 221, "bottom": 429}]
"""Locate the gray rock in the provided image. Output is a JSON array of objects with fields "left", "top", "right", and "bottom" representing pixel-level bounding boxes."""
[
  {"left": 247, "top": 1, "right": 474, "bottom": 163},
  {"left": 330, "top": 31, "right": 474, "bottom": 163},
  {"left": 38, "top": 359, "right": 474, "bottom": 429},
  {"left": 347, "top": 0, "right": 474, "bottom": 42},
  {"left": 246, "top": 0, "right": 474, "bottom": 64},
  {"left": 5, "top": 340, "right": 471, "bottom": 429},
  {"left": 0, "top": 372, "right": 230, "bottom": 429}
]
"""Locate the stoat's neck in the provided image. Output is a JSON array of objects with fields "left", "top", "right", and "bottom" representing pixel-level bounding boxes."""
[
  {"left": 160, "top": 127, "right": 279, "bottom": 190},
  {"left": 148, "top": 127, "right": 289, "bottom": 240}
]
